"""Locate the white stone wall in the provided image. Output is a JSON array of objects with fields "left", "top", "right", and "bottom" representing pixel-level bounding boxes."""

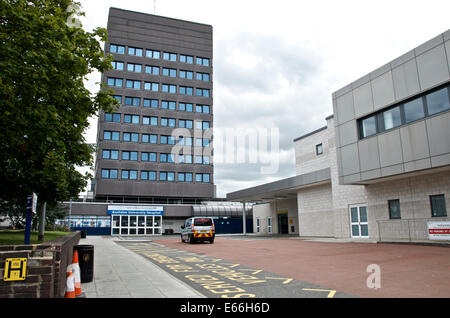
[
  {"left": 295, "top": 125, "right": 334, "bottom": 176},
  {"left": 297, "top": 183, "right": 334, "bottom": 237},
  {"left": 367, "top": 170, "right": 450, "bottom": 241}
]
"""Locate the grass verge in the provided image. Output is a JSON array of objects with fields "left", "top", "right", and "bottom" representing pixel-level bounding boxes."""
[{"left": 0, "top": 230, "right": 70, "bottom": 245}]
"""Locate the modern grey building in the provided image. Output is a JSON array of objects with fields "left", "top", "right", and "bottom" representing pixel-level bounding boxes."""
[
  {"left": 228, "top": 30, "right": 450, "bottom": 243},
  {"left": 94, "top": 7, "right": 214, "bottom": 203}
]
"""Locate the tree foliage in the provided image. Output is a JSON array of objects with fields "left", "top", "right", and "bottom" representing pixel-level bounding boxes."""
[{"left": 0, "top": 0, "right": 117, "bottom": 218}]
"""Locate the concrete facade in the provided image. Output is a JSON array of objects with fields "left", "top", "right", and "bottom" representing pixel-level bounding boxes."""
[
  {"left": 333, "top": 29, "right": 450, "bottom": 185},
  {"left": 228, "top": 30, "right": 450, "bottom": 243}
]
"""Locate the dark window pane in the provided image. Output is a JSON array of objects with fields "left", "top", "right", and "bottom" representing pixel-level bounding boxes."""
[
  {"left": 404, "top": 97, "right": 424, "bottom": 123},
  {"left": 388, "top": 199, "right": 401, "bottom": 219},
  {"left": 383, "top": 106, "right": 402, "bottom": 130},
  {"left": 426, "top": 87, "right": 450, "bottom": 115},
  {"left": 430, "top": 195, "right": 447, "bottom": 217},
  {"left": 361, "top": 116, "right": 377, "bottom": 138}
]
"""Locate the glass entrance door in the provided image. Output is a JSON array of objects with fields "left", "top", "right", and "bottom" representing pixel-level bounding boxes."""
[
  {"left": 350, "top": 205, "right": 369, "bottom": 238},
  {"left": 111, "top": 215, "right": 163, "bottom": 236}
]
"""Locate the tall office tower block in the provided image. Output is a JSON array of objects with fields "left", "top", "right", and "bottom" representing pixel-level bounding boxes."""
[{"left": 94, "top": 7, "right": 214, "bottom": 203}]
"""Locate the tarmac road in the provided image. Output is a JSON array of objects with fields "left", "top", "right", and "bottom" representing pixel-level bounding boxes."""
[
  {"left": 146, "top": 235, "right": 450, "bottom": 298},
  {"left": 117, "top": 240, "right": 355, "bottom": 298}
]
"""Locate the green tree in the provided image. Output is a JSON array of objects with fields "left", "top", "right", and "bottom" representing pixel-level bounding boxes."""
[{"left": 0, "top": 0, "right": 117, "bottom": 219}]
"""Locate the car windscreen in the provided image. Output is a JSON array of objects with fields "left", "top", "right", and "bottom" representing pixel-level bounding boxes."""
[{"left": 193, "top": 218, "right": 213, "bottom": 226}]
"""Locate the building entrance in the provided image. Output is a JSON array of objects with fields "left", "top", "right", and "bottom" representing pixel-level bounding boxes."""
[
  {"left": 350, "top": 205, "right": 368, "bottom": 238},
  {"left": 111, "top": 215, "right": 162, "bottom": 235},
  {"left": 278, "top": 212, "right": 289, "bottom": 234},
  {"left": 108, "top": 205, "right": 163, "bottom": 236}
]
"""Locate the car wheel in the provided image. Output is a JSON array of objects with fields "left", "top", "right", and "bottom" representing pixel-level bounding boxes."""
[
  {"left": 189, "top": 235, "right": 195, "bottom": 244},
  {"left": 181, "top": 234, "right": 184, "bottom": 243},
  {"left": 209, "top": 238, "right": 214, "bottom": 244}
]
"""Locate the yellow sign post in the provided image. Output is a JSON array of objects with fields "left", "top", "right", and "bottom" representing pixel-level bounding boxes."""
[{"left": 3, "top": 258, "right": 27, "bottom": 281}]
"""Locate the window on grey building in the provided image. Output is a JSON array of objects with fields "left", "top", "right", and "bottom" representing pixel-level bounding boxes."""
[
  {"left": 404, "top": 97, "right": 425, "bottom": 123},
  {"left": 180, "top": 54, "right": 194, "bottom": 64},
  {"left": 127, "top": 63, "right": 142, "bottom": 73},
  {"left": 146, "top": 49, "right": 160, "bottom": 59},
  {"left": 360, "top": 115, "right": 377, "bottom": 138},
  {"left": 388, "top": 199, "right": 401, "bottom": 219},
  {"left": 145, "top": 65, "right": 160, "bottom": 75},
  {"left": 430, "top": 194, "right": 447, "bottom": 217},
  {"left": 110, "top": 44, "right": 125, "bottom": 54},
  {"left": 143, "top": 99, "right": 158, "bottom": 108},
  {"left": 162, "top": 68, "right": 177, "bottom": 77},
  {"left": 358, "top": 84, "right": 450, "bottom": 140},
  {"left": 163, "top": 52, "right": 177, "bottom": 61},
  {"left": 316, "top": 143, "right": 323, "bottom": 155},
  {"left": 111, "top": 61, "right": 124, "bottom": 70},
  {"left": 128, "top": 47, "right": 143, "bottom": 57},
  {"left": 180, "top": 70, "right": 193, "bottom": 79},
  {"left": 426, "top": 87, "right": 450, "bottom": 116},
  {"left": 383, "top": 106, "right": 402, "bottom": 130}
]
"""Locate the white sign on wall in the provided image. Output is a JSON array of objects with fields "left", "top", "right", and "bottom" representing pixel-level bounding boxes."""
[
  {"left": 107, "top": 205, "right": 164, "bottom": 216},
  {"left": 427, "top": 221, "right": 450, "bottom": 241}
]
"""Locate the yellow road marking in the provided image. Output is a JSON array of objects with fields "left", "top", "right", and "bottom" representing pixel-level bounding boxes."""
[
  {"left": 221, "top": 263, "right": 240, "bottom": 268},
  {"left": 240, "top": 269, "right": 263, "bottom": 275},
  {"left": 265, "top": 277, "right": 293, "bottom": 284},
  {"left": 302, "top": 288, "right": 336, "bottom": 298}
]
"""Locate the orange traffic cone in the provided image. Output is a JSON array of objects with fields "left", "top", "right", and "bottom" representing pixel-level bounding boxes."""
[
  {"left": 72, "top": 251, "right": 82, "bottom": 296},
  {"left": 64, "top": 267, "right": 75, "bottom": 298}
]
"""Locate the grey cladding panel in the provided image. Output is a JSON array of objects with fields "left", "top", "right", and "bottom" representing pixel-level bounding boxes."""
[
  {"left": 399, "top": 121, "right": 430, "bottom": 162},
  {"left": 371, "top": 71, "right": 395, "bottom": 111},
  {"left": 426, "top": 111, "right": 450, "bottom": 156},
  {"left": 335, "top": 91, "right": 355, "bottom": 125},
  {"left": 340, "top": 143, "right": 360, "bottom": 176},
  {"left": 353, "top": 82, "right": 374, "bottom": 118},
  {"left": 338, "top": 120, "right": 358, "bottom": 147},
  {"left": 377, "top": 130, "right": 403, "bottom": 168},
  {"left": 392, "top": 59, "right": 421, "bottom": 101},
  {"left": 416, "top": 44, "right": 450, "bottom": 91},
  {"left": 358, "top": 137, "right": 380, "bottom": 171},
  {"left": 446, "top": 41, "right": 450, "bottom": 75}
]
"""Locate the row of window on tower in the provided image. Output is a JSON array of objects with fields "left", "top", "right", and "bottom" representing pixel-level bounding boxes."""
[
  {"left": 102, "top": 150, "right": 211, "bottom": 165},
  {"left": 101, "top": 169, "right": 211, "bottom": 183},
  {"left": 103, "top": 131, "right": 211, "bottom": 144},
  {"left": 103, "top": 115, "right": 211, "bottom": 129},
  {"left": 112, "top": 96, "right": 211, "bottom": 114},
  {"left": 107, "top": 78, "right": 211, "bottom": 97},
  {"left": 111, "top": 61, "right": 210, "bottom": 82},
  {"left": 109, "top": 44, "right": 210, "bottom": 67}
]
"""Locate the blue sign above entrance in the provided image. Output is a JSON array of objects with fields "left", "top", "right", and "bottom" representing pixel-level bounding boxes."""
[{"left": 107, "top": 205, "right": 164, "bottom": 216}]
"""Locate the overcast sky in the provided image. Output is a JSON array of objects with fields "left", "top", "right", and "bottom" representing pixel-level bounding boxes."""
[{"left": 77, "top": 0, "right": 450, "bottom": 198}]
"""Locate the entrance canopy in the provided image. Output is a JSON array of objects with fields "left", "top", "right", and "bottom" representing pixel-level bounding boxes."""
[
  {"left": 192, "top": 205, "right": 252, "bottom": 217},
  {"left": 226, "top": 168, "right": 331, "bottom": 202}
]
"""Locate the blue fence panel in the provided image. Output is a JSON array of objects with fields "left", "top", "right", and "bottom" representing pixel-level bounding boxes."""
[
  {"left": 214, "top": 218, "right": 253, "bottom": 234},
  {"left": 74, "top": 227, "right": 111, "bottom": 236}
]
